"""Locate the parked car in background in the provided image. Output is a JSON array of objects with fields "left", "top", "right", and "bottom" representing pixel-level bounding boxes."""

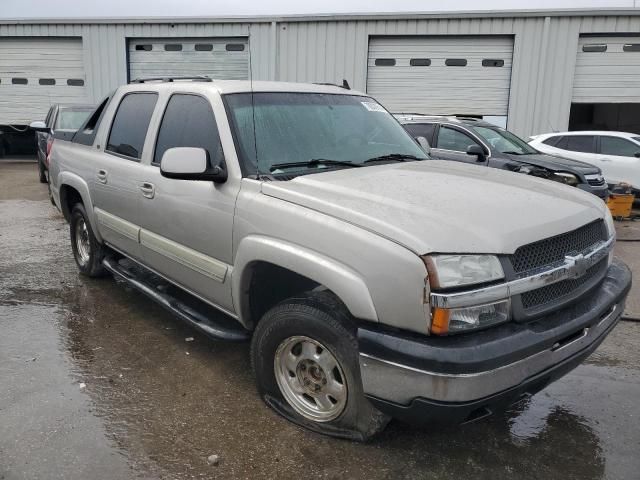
[
  {"left": 529, "top": 131, "right": 640, "bottom": 193},
  {"left": 30, "top": 104, "right": 93, "bottom": 183},
  {"left": 45, "top": 79, "right": 630, "bottom": 440},
  {"left": 396, "top": 115, "right": 609, "bottom": 199}
]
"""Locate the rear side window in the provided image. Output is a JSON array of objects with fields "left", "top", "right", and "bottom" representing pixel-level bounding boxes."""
[
  {"left": 403, "top": 123, "right": 436, "bottom": 144},
  {"left": 542, "top": 136, "right": 561, "bottom": 147},
  {"left": 73, "top": 95, "right": 112, "bottom": 146},
  {"left": 564, "top": 135, "right": 595, "bottom": 153},
  {"left": 153, "top": 94, "right": 223, "bottom": 165},
  {"left": 600, "top": 136, "right": 640, "bottom": 157},
  {"left": 107, "top": 93, "right": 158, "bottom": 159}
]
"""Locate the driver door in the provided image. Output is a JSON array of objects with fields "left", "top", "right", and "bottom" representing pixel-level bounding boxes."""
[
  {"left": 432, "top": 125, "right": 486, "bottom": 165},
  {"left": 597, "top": 136, "right": 640, "bottom": 186}
]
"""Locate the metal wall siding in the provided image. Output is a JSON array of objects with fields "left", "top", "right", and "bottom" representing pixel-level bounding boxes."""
[{"left": 2, "top": 14, "right": 640, "bottom": 134}]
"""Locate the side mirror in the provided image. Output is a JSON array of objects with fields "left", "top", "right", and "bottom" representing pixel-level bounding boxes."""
[
  {"left": 160, "top": 147, "right": 227, "bottom": 183},
  {"left": 466, "top": 144, "right": 487, "bottom": 162},
  {"left": 415, "top": 136, "right": 431, "bottom": 155},
  {"left": 29, "top": 120, "right": 51, "bottom": 133},
  {"left": 634, "top": 151, "right": 640, "bottom": 158}
]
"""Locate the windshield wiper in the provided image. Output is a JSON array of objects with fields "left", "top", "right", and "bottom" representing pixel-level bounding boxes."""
[
  {"left": 502, "top": 151, "right": 524, "bottom": 155},
  {"left": 270, "top": 158, "right": 362, "bottom": 172},
  {"left": 364, "top": 153, "right": 423, "bottom": 163}
]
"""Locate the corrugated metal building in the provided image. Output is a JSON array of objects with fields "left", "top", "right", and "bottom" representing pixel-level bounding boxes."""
[{"left": 1, "top": 8, "right": 640, "bottom": 137}]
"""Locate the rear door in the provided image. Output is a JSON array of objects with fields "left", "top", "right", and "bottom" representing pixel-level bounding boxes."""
[
  {"left": 544, "top": 134, "right": 597, "bottom": 162},
  {"left": 91, "top": 92, "right": 158, "bottom": 259},
  {"left": 597, "top": 135, "right": 640, "bottom": 186},
  {"left": 137, "top": 92, "right": 237, "bottom": 311},
  {"left": 432, "top": 124, "right": 487, "bottom": 165}
]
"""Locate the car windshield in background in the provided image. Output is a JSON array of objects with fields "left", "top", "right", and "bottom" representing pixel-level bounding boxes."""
[
  {"left": 224, "top": 92, "right": 428, "bottom": 176},
  {"left": 57, "top": 109, "right": 93, "bottom": 130},
  {"left": 472, "top": 126, "right": 538, "bottom": 155},
  {"left": 633, "top": 136, "right": 640, "bottom": 144}
]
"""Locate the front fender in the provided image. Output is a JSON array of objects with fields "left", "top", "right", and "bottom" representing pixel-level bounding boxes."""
[
  {"left": 58, "top": 171, "right": 102, "bottom": 243},
  {"left": 232, "top": 235, "right": 378, "bottom": 326}
]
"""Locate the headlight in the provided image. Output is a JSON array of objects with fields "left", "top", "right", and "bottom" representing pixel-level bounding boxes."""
[
  {"left": 423, "top": 254, "right": 509, "bottom": 335},
  {"left": 423, "top": 254, "right": 504, "bottom": 289},
  {"left": 551, "top": 172, "right": 579, "bottom": 187}
]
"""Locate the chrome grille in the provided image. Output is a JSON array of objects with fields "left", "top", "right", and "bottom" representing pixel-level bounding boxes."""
[
  {"left": 585, "top": 174, "right": 606, "bottom": 187},
  {"left": 521, "top": 258, "right": 608, "bottom": 309},
  {"left": 510, "top": 220, "right": 608, "bottom": 275}
]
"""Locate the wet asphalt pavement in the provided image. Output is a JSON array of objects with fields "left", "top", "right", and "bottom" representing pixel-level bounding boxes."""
[{"left": 1, "top": 160, "right": 639, "bottom": 480}]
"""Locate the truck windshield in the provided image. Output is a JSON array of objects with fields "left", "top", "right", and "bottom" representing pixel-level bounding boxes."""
[
  {"left": 472, "top": 126, "right": 538, "bottom": 155},
  {"left": 224, "top": 92, "right": 428, "bottom": 176}
]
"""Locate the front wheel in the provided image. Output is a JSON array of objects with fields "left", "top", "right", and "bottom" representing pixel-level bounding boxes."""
[
  {"left": 70, "top": 203, "right": 106, "bottom": 277},
  {"left": 250, "top": 291, "right": 390, "bottom": 440}
]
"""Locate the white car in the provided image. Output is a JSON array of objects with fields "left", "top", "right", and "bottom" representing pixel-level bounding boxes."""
[{"left": 529, "top": 131, "right": 640, "bottom": 191}]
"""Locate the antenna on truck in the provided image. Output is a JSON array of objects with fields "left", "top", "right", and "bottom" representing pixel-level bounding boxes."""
[{"left": 248, "top": 24, "right": 259, "bottom": 178}]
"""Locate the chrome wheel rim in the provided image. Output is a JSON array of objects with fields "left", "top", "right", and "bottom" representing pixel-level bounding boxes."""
[
  {"left": 75, "top": 218, "right": 91, "bottom": 266},
  {"left": 274, "top": 335, "right": 347, "bottom": 422}
]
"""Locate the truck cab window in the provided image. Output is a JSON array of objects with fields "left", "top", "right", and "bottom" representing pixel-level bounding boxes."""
[
  {"left": 153, "top": 94, "right": 224, "bottom": 165},
  {"left": 106, "top": 93, "right": 158, "bottom": 160}
]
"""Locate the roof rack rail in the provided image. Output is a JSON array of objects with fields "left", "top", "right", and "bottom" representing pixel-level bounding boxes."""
[{"left": 130, "top": 76, "right": 213, "bottom": 83}]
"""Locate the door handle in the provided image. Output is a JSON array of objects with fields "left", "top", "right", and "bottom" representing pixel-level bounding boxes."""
[
  {"left": 139, "top": 182, "right": 155, "bottom": 199},
  {"left": 97, "top": 169, "right": 108, "bottom": 184}
]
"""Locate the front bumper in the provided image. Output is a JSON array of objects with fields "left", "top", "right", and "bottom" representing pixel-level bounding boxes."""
[
  {"left": 358, "top": 259, "right": 631, "bottom": 426},
  {"left": 578, "top": 182, "right": 609, "bottom": 200}
]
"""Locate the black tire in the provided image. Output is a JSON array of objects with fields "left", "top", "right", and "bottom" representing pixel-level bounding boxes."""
[
  {"left": 38, "top": 156, "right": 47, "bottom": 183},
  {"left": 47, "top": 175, "right": 55, "bottom": 206},
  {"left": 251, "top": 290, "right": 390, "bottom": 441},
  {"left": 0, "top": 141, "right": 7, "bottom": 158},
  {"left": 70, "top": 203, "right": 106, "bottom": 277}
]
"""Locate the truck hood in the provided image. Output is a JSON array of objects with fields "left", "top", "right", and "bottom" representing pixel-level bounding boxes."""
[
  {"left": 501, "top": 152, "right": 600, "bottom": 176},
  {"left": 261, "top": 160, "right": 607, "bottom": 255}
]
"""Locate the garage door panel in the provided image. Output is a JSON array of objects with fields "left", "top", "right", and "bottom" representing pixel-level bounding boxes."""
[
  {"left": 367, "top": 36, "right": 513, "bottom": 116},
  {"left": 0, "top": 37, "right": 88, "bottom": 124},
  {"left": 573, "top": 36, "right": 640, "bottom": 103},
  {"left": 128, "top": 38, "right": 248, "bottom": 81}
]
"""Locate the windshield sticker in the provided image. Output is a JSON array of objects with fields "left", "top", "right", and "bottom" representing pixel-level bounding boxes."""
[{"left": 361, "top": 101, "right": 386, "bottom": 112}]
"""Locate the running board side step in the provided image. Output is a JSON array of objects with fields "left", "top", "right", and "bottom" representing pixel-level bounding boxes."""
[{"left": 102, "top": 256, "right": 249, "bottom": 342}]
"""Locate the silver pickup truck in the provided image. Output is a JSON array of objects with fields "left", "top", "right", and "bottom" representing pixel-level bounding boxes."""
[{"left": 46, "top": 78, "right": 631, "bottom": 440}]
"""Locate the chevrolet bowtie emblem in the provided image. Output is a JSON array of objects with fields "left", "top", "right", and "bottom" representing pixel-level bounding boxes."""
[{"left": 565, "top": 253, "right": 589, "bottom": 279}]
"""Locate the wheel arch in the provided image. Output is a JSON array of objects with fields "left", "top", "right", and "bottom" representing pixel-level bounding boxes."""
[
  {"left": 58, "top": 172, "right": 103, "bottom": 243},
  {"left": 232, "top": 236, "right": 378, "bottom": 330}
]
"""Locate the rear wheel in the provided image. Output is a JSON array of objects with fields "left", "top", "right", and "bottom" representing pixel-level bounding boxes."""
[
  {"left": 70, "top": 203, "right": 106, "bottom": 277},
  {"left": 38, "top": 156, "right": 47, "bottom": 183},
  {"left": 251, "top": 290, "right": 390, "bottom": 440}
]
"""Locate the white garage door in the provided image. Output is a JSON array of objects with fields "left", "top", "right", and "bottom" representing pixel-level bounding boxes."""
[
  {"left": 128, "top": 38, "right": 249, "bottom": 82},
  {"left": 367, "top": 36, "right": 514, "bottom": 116},
  {"left": 573, "top": 36, "right": 640, "bottom": 103},
  {"left": 0, "top": 37, "right": 88, "bottom": 125}
]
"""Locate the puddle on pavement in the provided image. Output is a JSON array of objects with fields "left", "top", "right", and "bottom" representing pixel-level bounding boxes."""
[{"left": 2, "top": 185, "right": 640, "bottom": 479}]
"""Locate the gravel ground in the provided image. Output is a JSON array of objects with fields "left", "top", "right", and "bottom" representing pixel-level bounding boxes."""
[{"left": 1, "top": 160, "right": 639, "bottom": 480}]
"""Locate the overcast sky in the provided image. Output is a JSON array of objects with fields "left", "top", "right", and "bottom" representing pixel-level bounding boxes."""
[{"left": 1, "top": 0, "right": 637, "bottom": 19}]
